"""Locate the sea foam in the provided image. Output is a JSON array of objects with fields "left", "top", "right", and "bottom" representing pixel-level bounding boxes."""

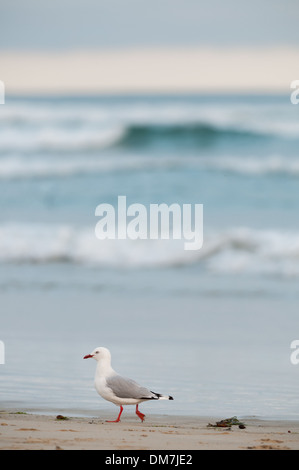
[
  {"left": 0, "top": 223, "right": 298, "bottom": 277},
  {"left": 1, "top": 154, "right": 299, "bottom": 179}
]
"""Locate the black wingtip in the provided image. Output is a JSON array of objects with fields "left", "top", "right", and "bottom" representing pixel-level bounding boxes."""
[{"left": 150, "top": 391, "right": 174, "bottom": 400}]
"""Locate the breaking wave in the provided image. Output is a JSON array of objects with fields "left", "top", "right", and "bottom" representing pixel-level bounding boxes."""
[
  {"left": 1, "top": 98, "right": 299, "bottom": 155},
  {"left": 0, "top": 122, "right": 297, "bottom": 154},
  {"left": 1, "top": 223, "right": 299, "bottom": 277}
]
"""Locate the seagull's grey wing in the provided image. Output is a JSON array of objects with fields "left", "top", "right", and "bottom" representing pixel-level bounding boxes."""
[{"left": 106, "top": 375, "right": 157, "bottom": 400}]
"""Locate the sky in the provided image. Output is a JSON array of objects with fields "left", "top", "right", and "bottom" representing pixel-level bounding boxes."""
[{"left": 1, "top": 0, "right": 299, "bottom": 50}]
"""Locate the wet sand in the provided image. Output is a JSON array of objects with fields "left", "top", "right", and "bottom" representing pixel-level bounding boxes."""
[{"left": 0, "top": 411, "right": 298, "bottom": 450}]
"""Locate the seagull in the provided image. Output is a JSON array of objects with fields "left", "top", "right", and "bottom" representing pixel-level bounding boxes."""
[{"left": 83, "top": 346, "right": 173, "bottom": 422}]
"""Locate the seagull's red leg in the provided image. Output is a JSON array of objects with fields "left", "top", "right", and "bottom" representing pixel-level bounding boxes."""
[
  {"left": 106, "top": 405, "right": 123, "bottom": 423},
  {"left": 135, "top": 404, "right": 145, "bottom": 422}
]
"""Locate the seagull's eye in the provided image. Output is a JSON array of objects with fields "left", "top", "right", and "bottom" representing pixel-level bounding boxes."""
[{"left": 95, "top": 351, "right": 99, "bottom": 354}]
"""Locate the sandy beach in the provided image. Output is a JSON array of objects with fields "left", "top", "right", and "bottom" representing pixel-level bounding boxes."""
[{"left": 0, "top": 411, "right": 298, "bottom": 450}]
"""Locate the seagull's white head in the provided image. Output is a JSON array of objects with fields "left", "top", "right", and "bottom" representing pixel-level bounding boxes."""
[{"left": 83, "top": 346, "right": 111, "bottom": 363}]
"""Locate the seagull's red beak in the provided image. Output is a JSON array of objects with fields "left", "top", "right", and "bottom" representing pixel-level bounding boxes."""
[{"left": 83, "top": 354, "right": 93, "bottom": 359}]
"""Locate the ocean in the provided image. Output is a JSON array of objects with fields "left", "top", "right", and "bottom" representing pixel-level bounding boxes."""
[{"left": 0, "top": 93, "right": 299, "bottom": 420}]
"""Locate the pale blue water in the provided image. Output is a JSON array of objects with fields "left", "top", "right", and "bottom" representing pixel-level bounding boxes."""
[{"left": 0, "top": 94, "right": 299, "bottom": 419}]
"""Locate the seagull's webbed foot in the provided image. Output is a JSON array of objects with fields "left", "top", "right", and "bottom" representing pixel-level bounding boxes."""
[
  {"left": 136, "top": 404, "right": 145, "bottom": 422},
  {"left": 106, "top": 405, "right": 123, "bottom": 423}
]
